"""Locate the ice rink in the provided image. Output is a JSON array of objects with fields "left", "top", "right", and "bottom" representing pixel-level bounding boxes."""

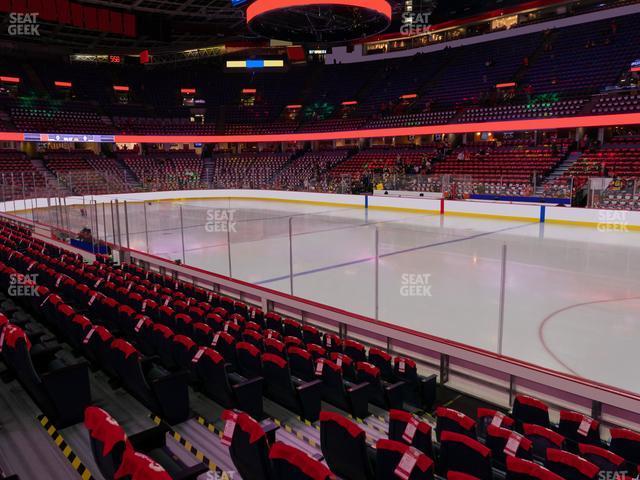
[{"left": 27, "top": 198, "right": 640, "bottom": 394}]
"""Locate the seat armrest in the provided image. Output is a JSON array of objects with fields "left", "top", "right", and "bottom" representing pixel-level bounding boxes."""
[
  {"left": 172, "top": 464, "right": 210, "bottom": 480},
  {"left": 129, "top": 425, "right": 170, "bottom": 452},
  {"left": 346, "top": 381, "right": 370, "bottom": 419}
]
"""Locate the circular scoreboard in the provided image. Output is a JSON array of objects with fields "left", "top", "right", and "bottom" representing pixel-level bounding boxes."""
[{"left": 246, "top": 0, "right": 393, "bottom": 43}]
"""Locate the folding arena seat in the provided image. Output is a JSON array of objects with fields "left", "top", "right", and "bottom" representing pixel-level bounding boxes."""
[
  {"left": 376, "top": 439, "right": 434, "bottom": 480},
  {"left": 264, "top": 337, "right": 287, "bottom": 357},
  {"left": 1, "top": 324, "right": 91, "bottom": 427},
  {"left": 171, "top": 335, "right": 198, "bottom": 377},
  {"left": 191, "top": 322, "right": 213, "bottom": 346},
  {"left": 544, "top": 449, "right": 599, "bottom": 480},
  {"left": 84, "top": 406, "right": 207, "bottom": 480},
  {"left": 130, "top": 315, "right": 155, "bottom": 356},
  {"left": 173, "top": 313, "right": 193, "bottom": 336},
  {"left": 222, "top": 320, "right": 242, "bottom": 340},
  {"left": 320, "top": 411, "right": 375, "bottom": 480},
  {"left": 558, "top": 411, "right": 600, "bottom": 448},
  {"left": 512, "top": 395, "right": 550, "bottom": 428},
  {"left": 476, "top": 408, "right": 515, "bottom": 439},
  {"left": 302, "top": 325, "right": 322, "bottom": 345},
  {"left": 505, "top": 456, "right": 564, "bottom": 480},
  {"left": 289, "top": 347, "right": 316, "bottom": 381},
  {"left": 522, "top": 423, "right": 566, "bottom": 459},
  {"left": 438, "top": 431, "right": 492, "bottom": 480},
  {"left": 265, "top": 312, "right": 283, "bottom": 332},
  {"left": 578, "top": 444, "right": 625, "bottom": 473},
  {"left": 609, "top": 428, "right": 640, "bottom": 465},
  {"left": 81, "top": 325, "right": 115, "bottom": 373},
  {"left": 233, "top": 301, "right": 249, "bottom": 320},
  {"left": 187, "top": 306, "right": 206, "bottom": 324},
  {"left": 317, "top": 358, "right": 370, "bottom": 418},
  {"left": 228, "top": 313, "right": 246, "bottom": 328},
  {"left": 67, "top": 314, "right": 92, "bottom": 351},
  {"left": 245, "top": 320, "right": 262, "bottom": 332},
  {"left": 486, "top": 424, "right": 533, "bottom": 465},
  {"left": 323, "top": 333, "right": 342, "bottom": 353},
  {"left": 269, "top": 442, "right": 335, "bottom": 480},
  {"left": 150, "top": 323, "right": 176, "bottom": 369},
  {"left": 115, "top": 451, "right": 174, "bottom": 480},
  {"left": 355, "top": 361, "right": 404, "bottom": 410},
  {"left": 264, "top": 329, "right": 283, "bottom": 341},
  {"left": 343, "top": 339, "right": 367, "bottom": 362},
  {"left": 205, "top": 312, "right": 225, "bottom": 331},
  {"left": 368, "top": 347, "right": 394, "bottom": 381},
  {"left": 219, "top": 296, "right": 235, "bottom": 314},
  {"left": 236, "top": 341, "right": 263, "bottom": 379},
  {"left": 213, "top": 306, "right": 228, "bottom": 320},
  {"left": 329, "top": 352, "right": 356, "bottom": 381},
  {"left": 223, "top": 410, "right": 272, "bottom": 480},
  {"left": 211, "top": 331, "right": 237, "bottom": 366},
  {"left": 242, "top": 328, "right": 264, "bottom": 349},
  {"left": 157, "top": 305, "right": 175, "bottom": 327},
  {"left": 109, "top": 339, "right": 190, "bottom": 424},
  {"left": 308, "top": 343, "right": 327, "bottom": 360},
  {"left": 84, "top": 406, "right": 130, "bottom": 479},
  {"left": 192, "top": 347, "right": 263, "bottom": 419},
  {"left": 248, "top": 306, "right": 264, "bottom": 326},
  {"left": 388, "top": 409, "right": 432, "bottom": 457},
  {"left": 436, "top": 407, "right": 477, "bottom": 441},
  {"left": 393, "top": 356, "right": 437, "bottom": 410},
  {"left": 262, "top": 353, "right": 323, "bottom": 422},
  {"left": 284, "top": 335, "right": 304, "bottom": 349},
  {"left": 283, "top": 318, "right": 303, "bottom": 339}
]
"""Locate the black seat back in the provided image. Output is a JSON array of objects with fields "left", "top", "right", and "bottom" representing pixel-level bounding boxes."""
[{"left": 320, "top": 411, "right": 373, "bottom": 480}]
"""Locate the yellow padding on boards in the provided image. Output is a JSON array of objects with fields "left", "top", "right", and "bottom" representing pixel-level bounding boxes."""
[{"left": 37, "top": 414, "right": 95, "bottom": 480}]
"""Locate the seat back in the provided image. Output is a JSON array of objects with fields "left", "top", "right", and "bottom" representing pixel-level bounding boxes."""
[
  {"left": 558, "top": 411, "right": 600, "bottom": 446},
  {"left": 476, "top": 408, "right": 514, "bottom": 439},
  {"left": 439, "top": 431, "right": 492, "bottom": 480},
  {"left": 288, "top": 347, "right": 315, "bottom": 381},
  {"left": 609, "top": 428, "right": 640, "bottom": 465},
  {"left": 578, "top": 444, "right": 625, "bottom": 473},
  {"left": 388, "top": 409, "right": 432, "bottom": 457},
  {"left": 486, "top": 424, "right": 532, "bottom": 465},
  {"left": 513, "top": 395, "right": 550, "bottom": 428},
  {"left": 84, "top": 406, "right": 129, "bottom": 480},
  {"left": 436, "top": 407, "right": 476, "bottom": 441},
  {"left": 192, "top": 347, "right": 234, "bottom": 406},
  {"left": 544, "top": 449, "right": 600, "bottom": 480},
  {"left": 115, "top": 450, "right": 172, "bottom": 480},
  {"left": 343, "top": 339, "right": 366, "bottom": 362},
  {"left": 505, "top": 456, "right": 564, "bottom": 480},
  {"left": 269, "top": 442, "right": 335, "bottom": 480},
  {"left": 320, "top": 411, "right": 373, "bottom": 480},
  {"left": 368, "top": 348, "right": 393, "bottom": 381},
  {"left": 223, "top": 410, "right": 272, "bottom": 480},
  {"left": 376, "top": 439, "right": 434, "bottom": 480},
  {"left": 237, "top": 341, "right": 263, "bottom": 379},
  {"left": 522, "top": 424, "right": 565, "bottom": 459},
  {"left": 172, "top": 335, "right": 197, "bottom": 372}
]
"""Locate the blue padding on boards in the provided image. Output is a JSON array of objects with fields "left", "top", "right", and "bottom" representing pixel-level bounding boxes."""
[
  {"left": 540, "top": 205, "right": 546, "bottom": 223},
  {"left": 365, "top": 195, "right": 369, "bottom": 209}
]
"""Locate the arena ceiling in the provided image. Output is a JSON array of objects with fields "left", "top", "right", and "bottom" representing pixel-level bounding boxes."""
[{"left": 0, "top": 0, "right": 568, "bottom": 52}]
